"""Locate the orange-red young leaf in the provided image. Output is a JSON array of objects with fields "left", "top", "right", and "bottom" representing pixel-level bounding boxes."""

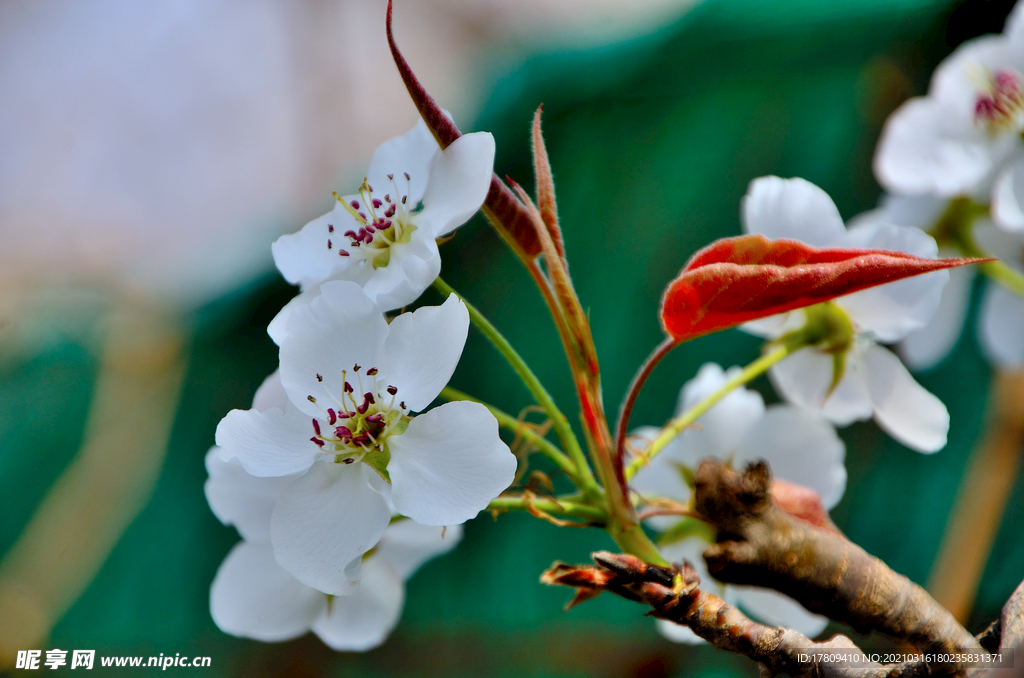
[
  {"left": 660, "top": 234, "right": 988, "bottom": 343},
  {"left": 385, "top": 0, "right": 541, "bottom": 257}
]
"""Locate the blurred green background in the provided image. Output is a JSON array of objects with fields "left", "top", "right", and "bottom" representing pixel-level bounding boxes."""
[{"left": 3, "top": 0, "right": 1023, "bottom": 675}]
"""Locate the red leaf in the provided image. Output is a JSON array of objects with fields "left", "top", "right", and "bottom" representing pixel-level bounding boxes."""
[{"left": 660, "top": 234, "right": 987, "bottom": 343}]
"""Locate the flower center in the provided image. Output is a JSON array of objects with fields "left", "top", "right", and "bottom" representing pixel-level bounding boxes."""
[
  {"left": 974, "top": 69, "right": 1024, "bottom": 134},
  {"left": 325, "top": 175, "right": 418, "bottom": 269},
  {"left": 306, "top": 364, "right": 409, "bottom": 478}
]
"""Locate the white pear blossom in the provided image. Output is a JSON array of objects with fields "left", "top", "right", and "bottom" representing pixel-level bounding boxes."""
[
  {"left": 851, "top": 194, "right": 1024, "bottom": 370},
  {"left": 874, "top": 1, "right": 1024, "bottom": 234},
  {"left": 205, "top": 448, "right": 461, "bottom": 651},
  {"left": 740, "top": 176, "right": 951, "bottom": 453},
  {"left": 267, "top": 120, "right": 495, "bottom": 344},
  {"left": 216, "top": 281, "right": 515, "bottom": 595},
  {"left": 630, "top": 363, "right": 846, "bottom": 643}
]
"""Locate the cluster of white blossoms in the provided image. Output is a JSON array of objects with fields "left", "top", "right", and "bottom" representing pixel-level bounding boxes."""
[
  {"left": 631, "top": 364, "right": 847, "bottom": 643},
  {"left": 872, "top": 2, "right": 1024, "bottom": 369},
  {"left": 740, "top": 176, "right": 951, "bottom": 454},
  {"left": 207, "top": 119, "right": 516, "bottom": 648}
]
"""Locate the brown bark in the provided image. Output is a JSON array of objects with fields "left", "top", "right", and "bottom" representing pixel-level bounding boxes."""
[
  {"left": 693, "top": 460, "right": 982, "bottom": 655},
  {"left": 543, "top": 553, "right": 1020, "bottom": 678}
]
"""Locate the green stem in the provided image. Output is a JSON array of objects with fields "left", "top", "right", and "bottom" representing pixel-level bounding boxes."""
[
  {"left": 432, "top": 277, "right": 600, "bottom": 499},
  {"left": 933, "top": 196, "right": 1024, "bottom": 299},
  {"left": 625, "top": 343, "right": 793, "bottom": 480},
  {"left": 440, "top": 386, "right": 577, "bottom": 478},
  {"left": 487, "top": 494, "right": 608, "bottom": 523}
]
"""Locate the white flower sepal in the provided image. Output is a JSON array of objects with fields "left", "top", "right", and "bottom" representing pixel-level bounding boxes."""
[
  {"left": 740, "top": 176, "right": 951, "bottom": 453},
  {"left": 630, "top": 363, "right": 846, "bottom": 643},
  {"left": 205, "top": 449, "right": 461, "bottom": 651},
  {"left": 215, "top": 281, "right": 515, "bottom": 595},
  {"left": 268, "top": 119, "right": 495, "bottom": 344}
]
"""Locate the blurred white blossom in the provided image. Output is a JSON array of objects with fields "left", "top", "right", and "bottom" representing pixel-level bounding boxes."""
[
  {"left": 740, "top": 177, "right": 951, "bottom": 453},
  {"left": 630, "top": 363, "right": 845, "bottom": 643}
]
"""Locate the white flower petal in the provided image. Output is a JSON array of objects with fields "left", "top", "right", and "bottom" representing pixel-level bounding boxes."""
[
  {"left": 375, "top": 520, "right": 464, "bottom": 581},
  {"left": 1007, "top": 3, "right": 1024, "bottom": 61},
  {"left": 210, "top": 541, "right": 324, "bottom": 643},
  {"left": 388, "top": 401, "right": 515, "bottom": 526},
  {"left": 900, "top": 263, "right": 974, "bottom": 370},
  {"left": 740, "top": 311, "right": 806, "bottom": 340},
  {"left": 279, "top": 280, "right": 389, "bottom": 419},
  {"left": 204, "top": 448, "right": 295, "bottom": 542},
  {"left": 415, "top": 132, "right": 496, "bottom": 238},
  {"left": 839, "top": 222, "right": 946, "bottom": 341},
  {"left": 865, "top": 194, "right": 950, "bottom": 231},
  {"left": 215, "top": 405, "right": 317, "bottom": 477},
  {"left": 732, "top": 586, "right": 829, "bottom": 638},
  {"left": 360, "top": 226, "right": 442, "bottom": 312},
  {"left": 384, "top": 294, "right": 469, "bottom": 412},
  {"left": 770, "top": 348, "right": 874, "bottom": 426},
  {"left": 741, "top": 176, "right": 847, "bottom": 247},
  {"left": 272, "top": 202, "right": 359, "bottom": 289},
  {"left": 673, "top": 363, "right": 765, "bottom": 464},
  {"left": 992, "top": 156, "right": 1024, "bottom": 233},
  {"left": 734, "top": 406, "right": 846, "bottom": 510},
  {"left": 252, "top": 370, "right": 289, "bottom": 412},
  {"left": 310, "top": 557, "right": 404, "bottom": 652},
  {"left": 874, "top": 97, "right": 999, "bottom": 196},
  {"left": 980, "top": 282, "right": 1024, "bottom": 368},
  {"left": 862, "top": 344, "right": 949, "bottom": 453},
  {"left": 270, "top": 461, "right": 391, "bottom": 596},
  {"left": 365, "top": 120, "right": 439, "bottom": 207}
]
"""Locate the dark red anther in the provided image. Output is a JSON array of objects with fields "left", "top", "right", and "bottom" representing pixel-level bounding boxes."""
[
  {"left": 366, "top": 413, "right": 384, "bottom": 423},
  {"left": 367, "top": 184, "right": 374, "bottom": 193},
  {"left": 357, "top": 399, "right": 370, "bottom": 415},
  {"left": 403, "top": 172, "right": 410, "bottom": 181},
  {"left": 353, "top": 434, "right": 371, "bottom": 446},
  {"left": 339, "top": 250, "right": 350, "bottom": 257},
  {"left": 327, "top": 239, "right": 332, "bottom": 249},
  {"left": 328, "top": 224, "right": 334, "bottom": 232},
  {"left": 372, "top": 199, "right": 383, "bottom": 209},
  {"left": 312, "top": 419, "right": 321, "bottom": 435},
  {"left": 337, "top": 411, "right": 351, "bottom": 419},
  {"left": 310, "top": 437, "right": 325, "bottom": 448},
  {"left": 401, "top": 195, "right": 407, "bottom": 205},
  {"left": 387, "top": 174, "right": 394, "bottom": 181},
  {"left": 335, "top": 426, "right": 352, "bottom": 439},
  {"left": 384, "top": 194, "right": 391, "bottom": 203},
  {"left": 327, "top": 409, "right": 337, "bottom": 425},
  {"left": 350, "top": 200, "right": 360, "bottom": 210},
  {"left": 386, "top": 385, "right": 398, "bottom": 395},
  {"left": 343, "top": 382, "right": 354, "bottom": 394},
  {"left": 358, "top": 212, "right": 367, "bottom": 220},
  {"left": 344, "top": 229, "right": 358, "bottom": 239},
  {"left": 366, "top": 367, "right": 378, "bottom": 376},
  {"left": 364, "top": 392, "right": 375, "bottom": 404}
]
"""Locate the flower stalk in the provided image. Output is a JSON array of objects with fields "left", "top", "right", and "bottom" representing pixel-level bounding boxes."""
[
  {"left": 431, "top": 278, "right": 599, "bottom": 499},
  {"left": 931, "top": 196, "right": 1024, "bottom": 298}
]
